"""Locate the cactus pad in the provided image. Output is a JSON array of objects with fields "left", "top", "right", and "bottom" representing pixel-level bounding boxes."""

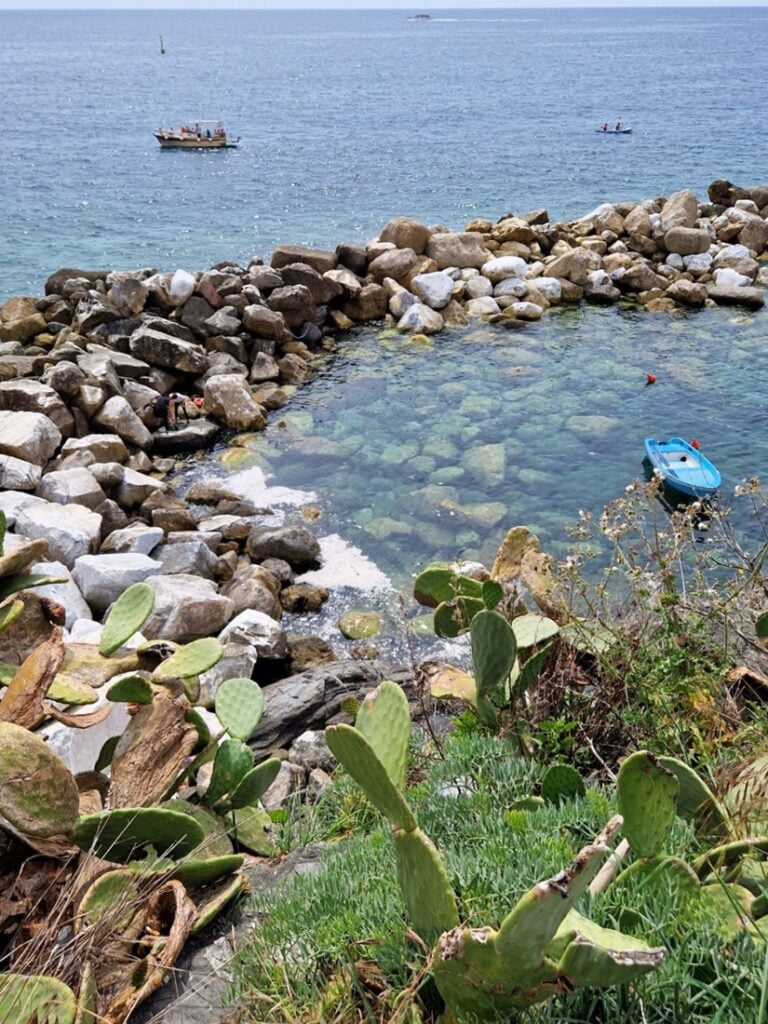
[
  {"left": 657, "top": 755, "right": 728, "bottom": 840},
  {"left": 512, "top": 613, "right": 560, "bottom": 650},
  {"left": 99, "top": 582, "right": 155, "bottom": 656},
  {"left": 153, "top": 637, "right": 223, "bottom": 681},
  {"left": 413, "top": 566, "right": 456, "bottom": 608},
  {"left": 557, "top": 927, "right": 665, "bottom": 987},
  {"left": 190, "top": 873, "right": 246, "bottom": 935},
  {"left": 205, "top": 739, "right": 255, "bottom": 807},
  {"left": 355, "top": 680, "right": 410, "bottom": 791},
  {"left": 481, "top": 579, "right": 503, "bottom": 609},
  {"left": 214, "top": 677, "right": 265, "bottom": 741},
  {"left": 47, "top": 675, "right": 100, "bottom": 706},
  {"left": 172, "top": 853, "right": 244, "bottom": 888},
  {"left": 325, "top": 724, "right": 417, "bottom": 831},
  {"left": 0, "top": 974, "right": 76, "bottom": 1024},
  {"left": 393, "top": 827, "right": 459, "bottom": 943},
  {"left": 613, "top": 855, "right": 700, "bottom": 897},
  {"left": 617, "top": 751, "right": 679, "bottom": 858},
  {"left": 78, "top": 869, "right": 139, "bottom": 929},
  {"left": 160, "top": 801, "right": 233, "bottom": 857},
  {"left": 0, "top": 598, "right": 23, "bottom": 634},
  {"left": 470, "top": 610, "right": 517, "bottom": 699},
  {"left": 541, "top": 764, "right": 586, "bottom": 805},
  {"left": 73, "top": 807, "right": 205, "bottom": 862},
  {"left": 228, "top": 757, "right": 282, "bottom": 809},
  {"left": 0, "top": 721, "right": 79, "bottom": 837},
  {"left": 106, "top": 674, "right": 154, "bottom": 704},
  {"left": 434, "top": 597, "right": 484, "bottom": 638},
  {"left": 225, "top": 805, "right": 275, "bottom": 855}
]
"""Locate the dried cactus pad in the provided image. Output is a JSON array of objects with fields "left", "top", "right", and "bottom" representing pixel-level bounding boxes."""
[
  {"left": 153, "top": 637, "right": 223, "bottom": 681},
  {"left": 73, "top": 807, "right": 205, "bottom": 863},
  {"left": 0, "top": 721, "right": 79, "bottom": 837},
  {"left": 99, "top": 582, "right": 155, "bottom": 656},
  {"left": 617, "top": 751, "right": 679, "bottom": 858},
  {"left": 0, "top": 973, "right": 76, "bottom": 1024},
  {"left": 215, "top": 677, "right": 265, "bottom": 741}
]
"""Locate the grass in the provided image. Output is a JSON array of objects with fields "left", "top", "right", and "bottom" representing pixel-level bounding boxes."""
[{"left": 230, "top": 733, "right": 766, "bottom": 1023}]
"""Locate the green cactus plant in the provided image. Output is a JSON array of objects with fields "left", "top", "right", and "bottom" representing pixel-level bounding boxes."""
[
  {"left": 414, "top": 566, "right": 484, "bottom": 608},
  {"left": 0, "top": 973, "right": 76, "bottom": 1024},
  {"left": 99, "top": 582, "right": 156, "bottom": 656},
  {"left": 541, "top": 763, "right": 587, "bottom": 805},
  {"left": 77, "top": 869, "right": 140, "bottom": 930},
  {"left": 106, "top": 674, "right": 154, "bottom": 704},
  {"left": 0, "top": 598, "right": 23, "bottom": 634},
  {"left": 152, "top": 637, "right": 223, "bottom": 681},
  {"left": 73, "top": 807, "right": 205, "bottom": 862},
  {"left": 172, "top": 853, "right": 245, "bottom": 888},
  {"left": 214, "top": 677, "right": 265, "bottom": 741},
  {"left": 159, "top": 801, "right": 233, "bottom": 856},
  {"left": 225, "top": 805, "right": 276, "bottom": 855},
  {"left": 190, "top": 874, "right": 247, "bottom": 935},
  {"left": 0, "top": 721, "right": 80, "bottom": 838},
  {"left": 617, "top": 751, "right": 679, "bottom": 857},
  {"left": 204, "top": 739, "right": 255, "bottom": 807},
  {"left": 227, "top": 757, "right": 282, "bottom": 810},
  {"left": 355, "top": 679, "right": 410, "bottom": 791},
  {"left": 656, "top": 755, "right": 728, "bottom": 840},
  {"left": 433, "top": 596, "right": 485, "bottom": 639}
]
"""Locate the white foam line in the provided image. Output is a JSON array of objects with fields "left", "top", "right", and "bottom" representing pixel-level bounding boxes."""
[{"left": 225, "top": 465, "right": 316, "bottom": 508}]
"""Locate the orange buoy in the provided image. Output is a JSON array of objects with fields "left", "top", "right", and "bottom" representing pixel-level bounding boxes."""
[
  {"left": 691, "top": 438, "right": 701, "bottom": 450},
  {"left": 646, "top": 373, "right": 656, "bottom": 385}
]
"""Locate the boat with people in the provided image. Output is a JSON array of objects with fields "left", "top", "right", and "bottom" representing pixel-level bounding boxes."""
[
  {"left": 596, "top": 120, "right": 632, "bottom": 135},
  {"left": 154, "top": 120, "right": 240, "bottom": 149},
  {"left": 644, "top": 437, "right": 721, "bottom": 498}
]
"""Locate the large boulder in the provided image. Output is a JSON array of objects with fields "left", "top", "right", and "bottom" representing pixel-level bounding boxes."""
[
  {"left": 37, "top": 468, "right": 106, "bottom": 510},
  {"left": 155, "top": 539, "right": 218, "bottom": 579},
  {"left": 220, "top": 564, "right": 283, "bottom": 620},
  {"left": 342, "top": 284, "right": 388, "bottom": 322},
  {"left": 396, "top": 303, "right": 444, "bottom": 335},
  {"left": 410, "top": 272, "right": 455, "bottom": 309},
  {"left": 380, "top": 217, "right": 431, "bottom": 255},
  {"left": 660, "top": 189, "right": 699, "bottom": 231},
  {"left": 45, "top": 268, "right": 109, "bottom": 295},
  {"left": 739, "top": 217, "right": 768, "bottom": 254},
  {"left": 142, "top": 573, "right": 234, "bottom": 642},
  {"left": 0, "top": 455, "right": 42, "bottom": 492},
  {"left": 425, "top": 232, "right": 490, "bottom": 270},
  {"left": 218, "top": 609, "right": 288, "bottom": 660},
  {"left": 129, "top": 325, "right": 207, "bottom": 374},
  {"left": 114, "top": 467, "right": 166, "bottom": 508},
  {"left": 15, "top": 502, "right": 101, "bottom": 567},
  {"left": 0, "top": 411, "right": 61, "bottom": 465},
  {"left": 266, "top": 284, "right": 316, "bottom": 328},
  {"left": 0, "top": 379, "right": 75, "bottom": 437},
  {"left": 204, "top": 375, "right": 267, "bottom": 430},
  {"left": 706, "top": 284, "right": 765, "bottom": 309},
  {"left": 246, "top": 525, "right": 320, "bottom": 566},
  {"left": 280, "top": 263, "right": 342, "bottom": 305},
  {"left": 73, "top": 552, "right": 162, "bottom": 615},
  {"left": 94, "top": 396, "right": 152, "bottom": 448},
  {"left": 271, "top": 245, "right": 336, "bottom": 274},
  {"left": 665, "top": 279, "right": 708, "bottom": 307},
  {"left": 545, "top": 248, "right": 601, "bottom": 286},
  {"left": 242, "top": 304, "right": 290, "bottom": 341},
  {"left": 708, "top": 179, "right": 751, "bottom": 207},
  {"left": 100, "top": 525, "right": 164, "bottom": 555},
  {"left": 0, "top": 313, "right": 47, "bottom": 344},
  {"left": 368, "top": 248, "right": 419, "bottom": 281},
  {"left": 481, "top": 256, "right": 528, "bottom": 283},
  {"left": 664, "top": 226, "right": 711, "bottom": 256},
  {"left": 61, "top": 434, "right": 129, "bottom": 464}
]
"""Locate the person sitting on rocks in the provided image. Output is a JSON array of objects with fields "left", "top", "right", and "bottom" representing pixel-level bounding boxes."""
[
  {"left": 168, "top": 392, "right": 190, "bottom": 430},
  {"left": 144, "top": 393, "right": 171, "bottom": 432}
]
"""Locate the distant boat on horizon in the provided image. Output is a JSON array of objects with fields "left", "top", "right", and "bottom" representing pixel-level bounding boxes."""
[
  {"left": 408, "top": 14, "right": 432, "bottom": 21},
  {"left": 154, "top": 120, "right": 240, "bottom": 150},
  {"left": 160, "top": 35, "right": 166, "bottom": 55}
]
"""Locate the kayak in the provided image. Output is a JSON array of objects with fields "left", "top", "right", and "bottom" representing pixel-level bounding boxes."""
[
  {"left": 644, "top": 437, "right": 721, "bottom": 498},
  {"left": 595, "top": 128, "right": 633, "bottom": 135}
]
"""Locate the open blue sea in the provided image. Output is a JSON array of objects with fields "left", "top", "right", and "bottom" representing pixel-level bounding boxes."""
[
  {"left": 2, "top": 6, "right": 767, "bottom": 298},
  {"left": 3, "top": 7, "right": 768, "bottom": 596}
]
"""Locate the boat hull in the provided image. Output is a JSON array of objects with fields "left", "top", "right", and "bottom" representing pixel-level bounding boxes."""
[
  {"left": 154, "top": 133, "right": 239, "bottom": 149},
  {"left": 595, "top": 129, "right": 633, "bottom": 135},
  {"left": 644, "top": 437, "right": 721, "bottom": 497}
]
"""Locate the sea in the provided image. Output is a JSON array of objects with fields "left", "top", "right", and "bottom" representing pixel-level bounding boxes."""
[{"left": 2, "top": 7, "right": 768, "bottom": 620}]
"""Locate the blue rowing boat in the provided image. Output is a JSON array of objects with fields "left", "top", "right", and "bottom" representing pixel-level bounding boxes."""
[{"left": 644, "top": 437, "right": 721, "bottom": 498}]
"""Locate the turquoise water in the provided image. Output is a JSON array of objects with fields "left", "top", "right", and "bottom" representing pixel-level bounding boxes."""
[
  {"left": 214, "top": 304, "right": 767, "bottom": 585},
  {"left": 3, "top": 7, "right": 768, "bottom": 298}
]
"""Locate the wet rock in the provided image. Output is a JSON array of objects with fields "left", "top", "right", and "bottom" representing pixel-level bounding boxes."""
[
  {"left": 246, "top": 525, "right": 320, "bottom": 566},
  {"left": 0, "top": 410, "right": 62, "bottom": 465},
  {"left": 16, "top": 502, "right": 101, "bottom": 567},
  {"left": 204, "top": 375, "right": 267, "bottom": 431},
  {"left": 426, "top": 232, "right": 489, "bottom": 270},
  {"left": 280, "top": 583, "right": 329, "bottom": 613},
  {"left": 461, "top": 443, "right": 505, "bottom": 487},
  {"left": 0, "top": 455, "right": 42, "bottom": 492},
  {"left": 277, "top": 353, "right": 309, "bottom": 384},
  {"left": 665, "top": 279, "right": 708, "bottom": 307},
  {"left": 271, "top": 245, "right": 336, "bottom": 274},
  {"left": 37, "top": 468, "right": 106, "bottom": 510},
  {"left": 151, "top": 420, "right": 220, "bottom": 454},
  {"left": 338, "top": 610, "right": 381, "bottom": 640},
  {"left": 142, "top": 574, "right": 234, "bottom": 642},
  {"left": 706, "top": 284, "right": 765, "bottom": 309},
  {"left": 129, "top": 325, "right": 208, "bottom": 374},
  {"left": 396, "top": 303, "right": 444, "bottom": 335},
  {"left": 510, "top": 301, "right": 544, "bottom": 321},
  {"left": 219, "top": 608, "right": 287, "bottom": 659},
  {"left": 73, "top": 552, "right": 162, "bottom": 615},
  {"left": 567, "top": 414, "right": 622, "bottom": 440}
]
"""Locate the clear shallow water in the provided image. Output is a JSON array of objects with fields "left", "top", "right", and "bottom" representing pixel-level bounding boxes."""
[
  {"left": 202, "top": 304, "right": 768, "bottom": 589},
  {"left": 3, "top": 6, "right": 768, "bottom": 297}
]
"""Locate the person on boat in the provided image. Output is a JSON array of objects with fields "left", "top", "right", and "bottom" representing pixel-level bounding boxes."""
[
  {"left": 602, "top": 123, "right": 609, "bottom": 132},
  {"left": 206, "top": 127, "right": 211, "bottom": 139},
  {"left": 615, "top": 120, "right": 623, "bottom": 131}
]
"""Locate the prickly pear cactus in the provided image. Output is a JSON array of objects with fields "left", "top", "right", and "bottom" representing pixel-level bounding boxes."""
[
  {"left": 73, "top": 807, "right": 205, "bottom": 862},
  {"left": 0, "top": 598, "right": 23, "bottom": 634},
  {"left": 470, "top": 610, "right": 517, "bottom": 701},
  {"left": 541, "top": 764, "right": 586, "bottom": 805},
  {"left": 227, "top": 757, "right": 282, "bottom": 809},
  {"left": 106, "top": 674, "right": 154, "bottom": 704},
  {"left": 657, "top": 755, "right": 728, "bottom": 840},
  {"left": 204, "top": 739, "right": 254, "bottom": 807},
  {"left": 393, "top": 827, "right": 459, "bottom": 943},
  {"left": 153, "top": 637, "right": 223, "bottom": 681},
  {"left": 215, "top": 677, "right": 265, "bottom": 741},
  {"left": 0, "top": 973, "right": 76, "bottom": 1024},
  {"left": 413, "top": 566, "right": 459, "bottom": 608},
  {"left": 0, "top": 721, "right": 80, "bottom": 837},
  {"left": 355, "top": 680, "right": 410, "bottom": 791},
  {"left": 99, "top": 583, "right": 156, "bottom": 656},
  {"left": 617, "top": 751, "right": 679, "bottom": 857}
]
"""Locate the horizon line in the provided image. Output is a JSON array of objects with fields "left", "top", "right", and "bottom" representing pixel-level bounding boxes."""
[{"left": 2, "top": 2, "right": 768, "bottom": 8}]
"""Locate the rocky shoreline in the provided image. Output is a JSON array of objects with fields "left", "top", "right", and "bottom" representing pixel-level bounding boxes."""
[{"left": 0, "top": 176, "right": 766, "bottom": 772}]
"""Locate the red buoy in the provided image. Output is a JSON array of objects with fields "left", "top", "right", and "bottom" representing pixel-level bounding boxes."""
[
  {"left": 646, "top": 373, "right": 656, "bottom": 385},
  {"left": 691, "top": 438, "right": 701, "bottom": 450}
]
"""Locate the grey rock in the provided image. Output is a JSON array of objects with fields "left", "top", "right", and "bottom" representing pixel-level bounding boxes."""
[
  {"left": 129, "top": 325, "right": 208, "bottom": 374},
  {"left": 100, "top": 525, "right": 164, "bottom": 555},
  {"left": 0, "top": 490, "right": 46, "bottom": 526},
  {"left": 288, "top": 729, "right": 336, "bottom": 772},
  {"left": 155, "top": 539, "right": 218, "bottom": 578},
  {"left": 114, "top": 466, "right": 166, "bottom": 507},
  {"left": 198, "top": 642, "right": 257, "bottom": 707},
  {"left": 37, "top": 468, "right": 106, "bottom": 510},
  {"left": 204, "top": 375, "right": 266, "bottom": 431},
  {"left": 271, "top": 245, "right": 336, "bottom": 274},
  {"left": 246, "top": 524, "right": 320, "bottom": 566},
  {"left": 151, "top": 420, "right": 220, "bottom": 454},
  {"left": 426, "top": 232, "right": 489, "bottom": 270},
  {"left": 0, "top": 455, "right": 42, "bottom": 492},
  {"left": 218, "top": 609, "right": 287, "bottom": 660},
  {"left": 27, "top": 559, "right": 91, "bottom": 628},
  {"left": 142, "top": 573, "right": 234, "bottom": 642},
  {"left": 410, "top": 271, "right": 455, "bottom": 309},
  {"left": 94, "top": 395, "right": 152, "bottom": 448},
  {"left": 61, "top": 434, "right": 129, "bottom": 464},
  {"left": 261, "top": 760, "right": 305, "bottom": 810},
  {"left": 16, "top": 502, "right": 101, "bottom": 567},
  {"left": 0, "top": 379, "right": 75, "bottom": 436},
  {"left": 73, "top": 552, "right": 162, "bottom": 615},
  {"left": 0, "top": 410, "right": 62, "bottom": 465}
]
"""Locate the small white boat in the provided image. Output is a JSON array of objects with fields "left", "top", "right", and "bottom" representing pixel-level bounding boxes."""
[
  {"left": 596, "top": 126, "right": 632, "bottom": 135},
  {"left": 154, "top": 120, "right": 240, "bottom": 150}
]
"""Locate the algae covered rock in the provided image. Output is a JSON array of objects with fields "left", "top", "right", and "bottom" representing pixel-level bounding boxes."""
[{"left": 339, "top": 610, "right": 381, "bottom": 640}]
